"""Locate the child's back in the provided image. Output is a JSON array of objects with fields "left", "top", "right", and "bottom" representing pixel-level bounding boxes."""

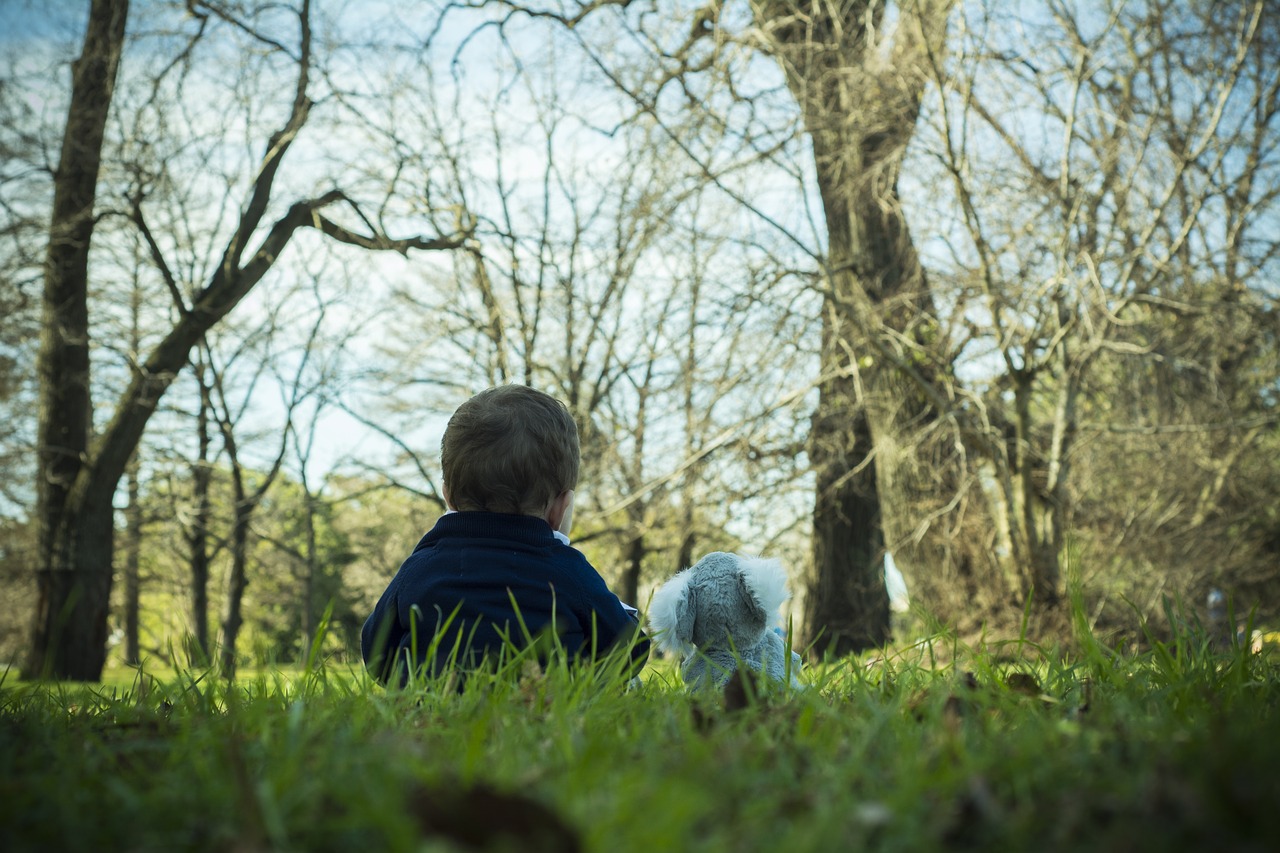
[{"left": 361, "top": 385, "right": 646, "bottom": 684}]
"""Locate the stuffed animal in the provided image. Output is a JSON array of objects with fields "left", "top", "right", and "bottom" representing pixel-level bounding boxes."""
[{"left": 648, "top": 552, "right": 803, "bottom": 690}]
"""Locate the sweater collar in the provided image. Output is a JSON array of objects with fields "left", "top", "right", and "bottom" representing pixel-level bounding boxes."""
[{"left": 419, "top": 511, "right": 557, "bottom": 549}]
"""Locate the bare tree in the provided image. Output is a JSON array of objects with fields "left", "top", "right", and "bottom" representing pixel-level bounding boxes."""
[
  {"left": 26, "top": 0, "right": 467, "bottom": 680},
  {"left": 455, "top": 0, "right": 963, "bottom": 652},
  {"left": 354, "top": 22, "right": 820, "bottom": 616},
  {"left": 210, "top": 398, "right": 286, "bottom": 676},
  {"left": 208, "top": 314, "right": 303, "bottom": 675},
  {"left": 0, "top": 45, "right": 51, "bottom": 663},
  {"left": 184, "top": 351, "right": 215, "bottom": 660},
  {"left": 29, "top": 0, "right": 130, "bottom": 680},
  {"left": 904, "top": 0, "right": 1280, "bottom": 628},
  {"left": 117, "top": 245, "right": 148, "bottom": 666},
  {"left": 602, "top": 0, "right": 1279, "bottom": 641}
]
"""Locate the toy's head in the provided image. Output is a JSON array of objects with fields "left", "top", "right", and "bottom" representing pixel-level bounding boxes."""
[{"left": 648, "top": 552, "right": 791, "bottom": 657}]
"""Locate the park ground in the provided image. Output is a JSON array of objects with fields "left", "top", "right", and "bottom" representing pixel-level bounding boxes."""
[{"left": 3, "top": 624, "right": 1279, "bottom": 852}]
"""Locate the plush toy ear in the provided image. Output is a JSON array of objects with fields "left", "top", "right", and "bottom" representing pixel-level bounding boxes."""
[
  {"left": 736, "top": 555, "right": 791, "bottom": 621},
  {"left": 648, "top": 569, "right": 697, "bottom": 656}
]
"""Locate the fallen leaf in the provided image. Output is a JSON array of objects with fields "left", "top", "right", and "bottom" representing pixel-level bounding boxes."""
[
  {"left": 405, "top": 782, "right": 582, "bottom": 853},
  {"left": 1005, "top": 672, "right": 1041, "bottom": 697}
]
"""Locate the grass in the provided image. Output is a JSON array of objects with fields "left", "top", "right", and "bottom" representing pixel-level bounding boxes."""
[{"left": 2, "top": 626, "right": 1279, "bottom": 852}]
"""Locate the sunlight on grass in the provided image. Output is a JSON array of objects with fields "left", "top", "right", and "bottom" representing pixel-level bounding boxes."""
[{"left": 3, "top": 623, "right": 1279, "bottom": 852}]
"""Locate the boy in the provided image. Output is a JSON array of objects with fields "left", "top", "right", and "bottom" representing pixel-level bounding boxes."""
[{"left": 361, "top": 384, "right": 648, "bottom": 685}]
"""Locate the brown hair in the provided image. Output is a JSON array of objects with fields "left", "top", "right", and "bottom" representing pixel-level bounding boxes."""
[{"left": 441, "top": 385, "right": 580, "bottom": 515}]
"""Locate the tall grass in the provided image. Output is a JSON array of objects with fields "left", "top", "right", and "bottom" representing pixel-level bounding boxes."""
[{"left": 2, "top": 617, "right": 1278, "bottom": 852}]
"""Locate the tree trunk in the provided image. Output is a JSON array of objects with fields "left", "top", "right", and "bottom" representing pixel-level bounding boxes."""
[
  {"left": 804, "top": 370, "right": 888, "bottom": 654},
  {"left": 188, "top": 358, "right": 213, "bottom": 661},
  {"left": 301, "top": 487, "right": 318, "bottom": 655},
  {"left": 676, "top": 525, "right": 696, "bottom": 576},
  {"left": 25, "top": 0, "right": 464, "bottom": 680},
  {"left": 121, "top": 233, "right": 144, "bottom": 668},
  {"left": 758, "top": 0, "right": 955, "bottom": 651},
  {"left": 1009, "top": 369, "right": 1063, "bottom": 610},
  {"left": 122, "top": 455, "right": 141, "bottom": 666},
  {"left": 26, "top": 0, "right": 129, "bottom": 681},
  {"left": 216, "top": 398, "right": 286, "bottom": 676},
  {"left": 29, "top": 494, "right": 118, "bottom": 680},
  {"left": 218, "top": 495, "right": 251, "bottom": 676},
  {"left": 621, "top": 530, "right": 644, "bottom": 610}
]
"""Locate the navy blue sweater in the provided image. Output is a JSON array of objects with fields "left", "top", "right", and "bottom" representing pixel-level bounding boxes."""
[{"left": 361, "top": 512, "right": 647, "bottom": 684}]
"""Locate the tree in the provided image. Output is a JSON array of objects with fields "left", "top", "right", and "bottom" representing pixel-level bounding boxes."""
[
  {"left": 348, "top": 20, "right": 818, "bottom": 617},
  {"left": 906, "top": 0, "right": 1280, "bottom": 628},
  {"left": 744, "top": 0, "right": 957, "bottom": 652},
  {"left": 30, "top": 0, "right": 130, "bottom": 681},
  {"left": 239, "top": 474, "right": 361, "bottom": 664},
  {"left": 27, "top": 0, "right": 467, "bottom": 681},
  {"left": 209, "top": 309, "right": 308, "bottom": 675},
  {"left": 210, "top": 374, "right": 288, "bottom": 676},
  {"left": 119, "top": 248, "right": 147, "bottom": 666},
  {"left": 0, "top": 38, "right": 48, "bottom": 664},
  {"left": 459, "top": 0, "right": 964, "bottom": 652},
  {"left": 186, "top": 351, "right": 215, "bottom": 660}
]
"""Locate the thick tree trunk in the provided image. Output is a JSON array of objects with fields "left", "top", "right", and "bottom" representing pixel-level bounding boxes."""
[
  {"left": 26, "top": 0, "right": 461, "bottom": 680},
  {"left": 29, "top": 495, "right": 118, "bottom": 680},
  {"left": 26, "top": 0, "right": 129, "bottom": 681},
  {"left": 811, "top": 131, "right": 949, "bottom": 628},
  {"left": 758, "top": 0, "right": 956, "bottom": 651},
  {"left": 804, "top": 368, "right": 888, "bottom": 654}
]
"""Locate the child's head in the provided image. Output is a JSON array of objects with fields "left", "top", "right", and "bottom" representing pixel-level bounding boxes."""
[{"left": 441, "top": 385, "right": 580, "bottom": 517}]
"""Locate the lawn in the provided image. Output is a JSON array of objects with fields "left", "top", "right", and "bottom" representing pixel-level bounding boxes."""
[{"left": 3, "top": 627, "right": 1278, "bottom": 852}]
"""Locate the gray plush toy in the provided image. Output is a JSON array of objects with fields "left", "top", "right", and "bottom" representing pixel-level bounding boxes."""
[{"left": 648, "top": 552, "right": 803, "bottom": 690}]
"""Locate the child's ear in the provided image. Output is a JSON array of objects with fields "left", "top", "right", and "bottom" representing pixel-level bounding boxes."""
[{"left": 546, "top": 489, "right": 574, "bottom": 534}]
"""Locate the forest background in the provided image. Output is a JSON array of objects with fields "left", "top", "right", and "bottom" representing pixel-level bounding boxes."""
[{"left": 1, "top": 0, "right": 1276, "bottom": 680}]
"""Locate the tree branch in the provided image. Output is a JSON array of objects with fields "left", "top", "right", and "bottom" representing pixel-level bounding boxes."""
[
  {"left": 130, "top": 198, "right": 190, "bottom": 316},
  {"left": 81, "top": 189, "right": 467, "bottom": 514}
]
